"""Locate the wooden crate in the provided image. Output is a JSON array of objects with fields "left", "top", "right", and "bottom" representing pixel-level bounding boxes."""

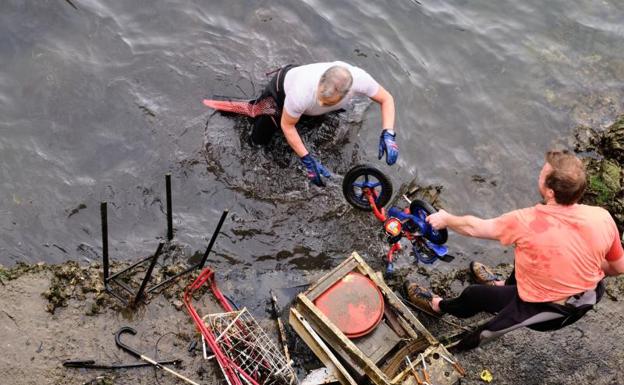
[{"left": 289, "top": 252, "right": 462, "bottom": 385}]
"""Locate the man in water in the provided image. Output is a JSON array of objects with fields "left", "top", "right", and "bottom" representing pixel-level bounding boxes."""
[
  {"left": 406, "top": 150, "right": 624, "bottom": 350},
  {"left": 252, "top": 61, "right": 398, "bottom": 186}
]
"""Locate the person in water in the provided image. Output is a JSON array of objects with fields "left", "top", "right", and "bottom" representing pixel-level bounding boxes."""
[
  {"left": 406, "top": 149, "right": 624, "bottom": 350},
  {"left": 252, "top": 61, "right": 398, "bottom": 187}
]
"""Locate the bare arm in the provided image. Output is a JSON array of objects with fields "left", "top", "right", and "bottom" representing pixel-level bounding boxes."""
[
  {"left": 602, "top": 230, "right": 624, "bottom": 276},
  {"left": 370, "top": 86, "right": 395, "bottom": 130},
  {"left": 426, "top": 209, "right": 502, "bottom": 240},
  {"left": 280, "top": 111, "right": 307, "bottom": 157},
  {"left": 602, "top": 257, "right": 624, "bottom": 276}
]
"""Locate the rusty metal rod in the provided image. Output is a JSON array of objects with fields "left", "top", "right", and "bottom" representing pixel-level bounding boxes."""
[{"left": 270, "top": 289, "right": 292, "bottom": 364}]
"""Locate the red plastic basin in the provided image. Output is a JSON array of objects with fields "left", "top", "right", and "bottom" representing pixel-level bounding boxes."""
[{"left": 313, "top": 272, "right": 384, "bottom": 338}]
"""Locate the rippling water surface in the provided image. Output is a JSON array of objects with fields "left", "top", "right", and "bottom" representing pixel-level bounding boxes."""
[{"left": 1, "top": 0, "right": 623, "bottom": 273}]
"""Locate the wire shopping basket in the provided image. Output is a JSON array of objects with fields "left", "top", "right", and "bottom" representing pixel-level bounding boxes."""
[{"left": 184, "top": 268, "right": 296, "bottom": 385}]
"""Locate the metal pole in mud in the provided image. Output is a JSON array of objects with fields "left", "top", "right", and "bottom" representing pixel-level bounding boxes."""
[
  {"left": 101, "top": 201, "right": 109, "bottom": 283},
  {"left": 133, "top": 242, "right": 164, "bottom": 305},
  {"left": 198, "top": 209, "right": 229, "bottom": 269},
  {"left": 166, "top": 173, "right": 173, "bottom": 241}
]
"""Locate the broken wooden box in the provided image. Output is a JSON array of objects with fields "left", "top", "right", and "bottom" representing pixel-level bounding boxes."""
[{"left": 289, "top": 252, "right": 462, "bottom": 385}]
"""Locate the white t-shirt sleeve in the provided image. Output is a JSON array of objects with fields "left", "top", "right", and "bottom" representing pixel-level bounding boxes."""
[
  {"left": 350, "top": 66, "right": 380, "bottom": 97},
  {"left": 283, "top": 94, "right": 304, "bottom": 119}
]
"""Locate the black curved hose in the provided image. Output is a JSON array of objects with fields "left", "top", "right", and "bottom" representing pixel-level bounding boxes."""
[{"left": 114, "top": 326, "right": 142, "bottom": 359}]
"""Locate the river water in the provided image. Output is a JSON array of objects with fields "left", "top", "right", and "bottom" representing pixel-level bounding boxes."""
[{"left": 1, "top": 0, "right": 623, "bottom": 275}]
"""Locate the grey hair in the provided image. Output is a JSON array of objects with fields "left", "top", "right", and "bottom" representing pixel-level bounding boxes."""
[{"left": 318, "top": 66, "right": 353, "bottom": 100}]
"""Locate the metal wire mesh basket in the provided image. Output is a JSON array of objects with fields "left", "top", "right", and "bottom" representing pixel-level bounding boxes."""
[{"left": 203, "top": 308, "right": 296, "bottom": 385}]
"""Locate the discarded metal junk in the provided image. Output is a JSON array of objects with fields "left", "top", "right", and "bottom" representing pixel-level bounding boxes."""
[
  {"left": 289, "top": 252, "right": 463, "bottom": 385},
  {"left": 185, "top": 268, "right": 297, "bottom": 385}
]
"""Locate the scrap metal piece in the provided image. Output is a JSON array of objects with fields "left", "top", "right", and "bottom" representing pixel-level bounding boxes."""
[{"left": 271, "top": 289, "right": 293, "bottom": 364}]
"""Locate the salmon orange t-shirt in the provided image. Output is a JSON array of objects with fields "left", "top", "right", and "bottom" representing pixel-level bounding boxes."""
[{"left": 495, "top": 204, "right": 623, "bottom": 303}]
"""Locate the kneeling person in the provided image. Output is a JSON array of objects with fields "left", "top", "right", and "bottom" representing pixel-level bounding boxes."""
[{"left": 253, "top": 61, "right": 398, "bottom": 187}]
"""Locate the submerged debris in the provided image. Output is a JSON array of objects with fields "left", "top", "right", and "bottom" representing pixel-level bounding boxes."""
[{"left": 398, "top": 179, "right": 444, "bottom": 207}]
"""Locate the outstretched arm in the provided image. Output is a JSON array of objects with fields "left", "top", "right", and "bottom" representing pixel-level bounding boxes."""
[
  {"left": 427, "top": 209, "right": 503, "bottom": 240},
  {"left": 280, "top": 111, "right": 307, "bottom": 157},
  {"left": 370, "top": 86, "right": 395, "bottom": 130}
]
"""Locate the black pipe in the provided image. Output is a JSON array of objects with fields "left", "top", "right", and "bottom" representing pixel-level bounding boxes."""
[
  {"left": 146, "top": 265, "right": 192, "bottom": 294},
  {"left": 166, "top": 173, "right": 173, "bottom": 241},
  {"left": 101, "top": 202, "right": 109, "bottom": 283},
  {"left": 115, "top": 327, "right": 143, "bottom": 359},
  {"left": 107, "top": 253, "right": 157, "bottom": 281},
  {"left": 63, "top": 359, "right": 180, "bottom": 369},
  {"left": 198, "top": 209, "right": 228, "bottom": 269},
  {"left": 105, "top": 287, "right": 129, "bottom": 306},
  {"left": 133, "top": 242, "right": 164, "bottom": 305},
  {"left": 147, "top": 210, "right": 228, "bottom": 294},
  {"left": 109, "top": 279, "right": 136, "bottom": 296},
  {"left": 146, "top": 260, "right": 200, "bottom": 294}
]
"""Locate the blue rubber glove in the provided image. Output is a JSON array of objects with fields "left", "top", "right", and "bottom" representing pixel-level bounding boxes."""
[
  {"left": 378, "top": 129, "right": 399, "bottom": 165},
  {"left": 300, "top": 154, "right": 331, "bottom": 187}
]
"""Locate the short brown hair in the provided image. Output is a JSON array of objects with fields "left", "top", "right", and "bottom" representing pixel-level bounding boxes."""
[{"left": 544, "top": 149, "right": 586, "bottom": 205}]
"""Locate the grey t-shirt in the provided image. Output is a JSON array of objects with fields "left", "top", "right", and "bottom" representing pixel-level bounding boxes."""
[{"left": 282, "top": 61, "right": 380, "bottom": 118}]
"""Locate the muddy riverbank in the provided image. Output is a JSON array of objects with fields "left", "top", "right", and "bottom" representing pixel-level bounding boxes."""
[{"left": 2, "top": 249, "right": 624, "bottom": 384}]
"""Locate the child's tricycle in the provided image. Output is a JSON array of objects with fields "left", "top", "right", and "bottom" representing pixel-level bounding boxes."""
[{"left": 342, "top": 164, "right": 451, "bottom": 276}]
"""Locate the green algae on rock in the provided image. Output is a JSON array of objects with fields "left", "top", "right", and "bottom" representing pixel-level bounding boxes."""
[
  {"left": 38, "top": 242, "right": 196, "bottom": 314},
  {"left": 42, "top": 261, "right": 108, "bottom": 314},
  {"left": 577, "top": 114, "right": 624, "bottom": 232},
  {"left": 0, "top": 262, "right": 47, "bottom": 281}
]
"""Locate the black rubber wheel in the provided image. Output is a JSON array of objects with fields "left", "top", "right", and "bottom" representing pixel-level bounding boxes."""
[
  {"left": 409, "top": 199, "right": 448, "bottom": 245},
  {"left": 342, "top": 164, "right": 393, "bottom": 211}
]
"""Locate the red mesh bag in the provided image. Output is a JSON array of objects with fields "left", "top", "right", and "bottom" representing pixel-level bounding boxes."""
[{"left": 203, "top": 97, "right": 278, "bottom": 117}]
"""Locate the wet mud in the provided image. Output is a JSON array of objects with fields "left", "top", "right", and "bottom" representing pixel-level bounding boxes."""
[{"left": 3, "top": 242, "right": 624, "bottom": 384}]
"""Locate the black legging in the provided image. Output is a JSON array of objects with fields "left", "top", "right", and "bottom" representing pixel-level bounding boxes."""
[
  {"left": 440, "top": 284, "right": 518, "bottom": 318},
  {"left": 251, "top": 115, "right": 280, "bottom": 145},
  {"left": 251, "top": 64, "right": 297, "bottom": 145},
  {"left": 440, "top": 270, "right": 604, "bottom": 350}
]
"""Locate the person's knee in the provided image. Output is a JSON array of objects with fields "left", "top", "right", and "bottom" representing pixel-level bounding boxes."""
[{"left": 458, "top": 285, "right": 482, "bottom": 300}]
